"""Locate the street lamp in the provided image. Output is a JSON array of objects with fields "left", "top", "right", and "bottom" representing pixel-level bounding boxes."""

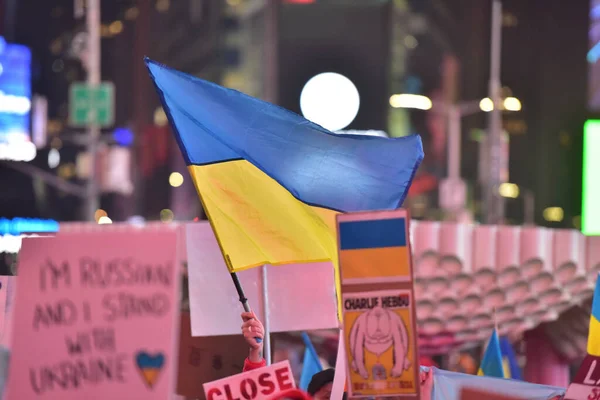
[
  {"left": 480, "top": 96, "right": 522, "bottom": 112},
  {"left": 389, "top": 94, "right": 433, "bottom": 110},
  {"left": 389, "top": 93, "right": 522, "bottom": 218}
]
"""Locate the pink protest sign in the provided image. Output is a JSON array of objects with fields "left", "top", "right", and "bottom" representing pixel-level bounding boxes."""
[
  {"left": 203, "top": 361, "right": 295, "bottom": 400},
  {"left": 5, "top": 229, "right": 180, "bottom": 400}
]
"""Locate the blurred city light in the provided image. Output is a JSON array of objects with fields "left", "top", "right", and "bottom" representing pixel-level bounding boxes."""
[
  {"left": 154, "top": 107, "right": 168, "bottom": 127},
  {"left": 0, "top": 218, "right": 59, "bottom": 235},
  {"left": 97, "top": 216, "right": 113, "bottom": 224},
  {"left": 124, "top": 7, "right": 139, "bottom": 20},
  {"left": 160, "top": 209, "right": 174, "bottom": 223},
  {"left": 0, "top": 140, "right": 36, "bottom": 161},
  {"left": 94, "top": 209, "right": 107, "bottom": 222},
  {"left": 503, "top": 97, "right": 522, "bottom": 111},
  {"left": 299, "top": 72, "right": 360, "bottom": 132},
  {"left": 109, "top": 21, "right": 123, "bottom": 35},
  {"left": 479, "top": 98, "right": 494, "bottom": 112},
  {"left": 543, "top": 207, "right": 564, "bottom": 222},
  {"left": 0, "top": 91, "right": 31, "bottom": 115},
  {"left": 404, "top": 35, "right": 418, "bottom": 49},
  {"left": 47, "top": 148, "right": 60, "bottom": 168},
  {"left": 582, "top": 120, "right": 600, "bottom": 235},
  {"left": 127, "top": 215, "right": 145, "bottom": 225},
  {"left": 156, "top": 0, "right": 170, "bottom": 12},
  {"left": 0, "top": 235, "right": 21, "bottom": 253},
  {"left": 389, "top": 94, "right": 432, "bottom": 110},
  {"left": 498, "top": 182, "right": 519, "bottom": 198},
  {"left": 113, "top": 127, "right": 134, "bottom": 146},
  {"left": 480, "top": 96, "right": 522, "bottom": 112},
  {"left": 169, "top": 172, "right": 184, "bottom": 187},
  {"left": 0, "top": 37, "right": 33, "bottom": 162}
]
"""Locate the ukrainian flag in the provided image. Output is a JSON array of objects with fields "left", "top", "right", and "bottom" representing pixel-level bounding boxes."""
[
  {"left": 588, "top": 275, "right": 600, "bottom": 356},
  {"left": 145, "top": 59, "right": 423, "bottom": 305},
  {"left": 478, "top": 329, "right": 505, "bottom": 378},
  {"left": 499, "top": 336, "right": 522, "bottom": 380},
  {"left": 299, "top": 333, "right": 323, "bottom": 391}
]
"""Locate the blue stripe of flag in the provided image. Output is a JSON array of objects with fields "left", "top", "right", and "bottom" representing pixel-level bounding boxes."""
[{"left": 339, "top": 218, "right": 406, "bottom": 250}]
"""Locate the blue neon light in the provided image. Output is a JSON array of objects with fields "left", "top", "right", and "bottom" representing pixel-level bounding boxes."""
[
  {"left": 113, "top": 127, "right": 134, "bottom": 146},
  {"left": 0, "top": 36, "right": 31, "bottom": 144},
  {"left": 0, "top": 218, "right": 59, "bottom": 236}
]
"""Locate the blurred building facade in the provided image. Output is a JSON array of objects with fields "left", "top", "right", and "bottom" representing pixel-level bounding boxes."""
[{"left": 0, "top": 0, "right": 592, "bottom": 229}]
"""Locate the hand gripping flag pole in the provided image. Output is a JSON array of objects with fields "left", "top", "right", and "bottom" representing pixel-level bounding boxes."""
[{"left": 227, "top": 256, "right": 263, "bottom": 344}]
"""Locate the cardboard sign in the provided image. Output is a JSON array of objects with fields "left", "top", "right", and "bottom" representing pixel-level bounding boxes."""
[
  {"left": 565, "top": 354, "right": 600, "bottom": 399},
  {"left": 343, "top": 290, "right": 416, "bottom": 397},
  {"left": 337, "top": 210, "right": 420, "bottom": 399},
  {"left": 203, "top": 361, "right": 295, "bottom": 400},
  {"left": 5, "top": 230, "right": 180, "bottom": 400},
  {"left": 176, "top": 312, "right": 247, "bottom": 399},
  {"left": 460, "top": 387, "right": 526, "bottom": 400},
  {"left": 338, "top": 211, "right": 412, "bottom": 285}
]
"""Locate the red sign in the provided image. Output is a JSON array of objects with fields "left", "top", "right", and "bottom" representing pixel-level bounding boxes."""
[
  {"left": 203, "top": 361, "right": 296, "bottom": 400},
  {"left": 566, "top": 354, "right": 600, "bottom": 399}
]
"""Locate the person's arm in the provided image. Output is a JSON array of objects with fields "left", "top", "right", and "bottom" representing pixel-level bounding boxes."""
[
  {"left": 241, "top": 311, "right": 266, "bottom": 371},
  {"left": 420, "top": 368, "right": 434, "bottom": 400}
]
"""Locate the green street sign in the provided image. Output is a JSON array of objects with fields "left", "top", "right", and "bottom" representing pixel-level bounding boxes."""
[{"left": 68, "top": 82, "right": 115, "bottom": 127}]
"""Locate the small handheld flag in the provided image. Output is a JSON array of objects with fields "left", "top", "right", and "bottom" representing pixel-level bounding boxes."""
[
  {"left": 499, "top": 336, "right": 522, "bottom": 380},
  {"left": 299, "top": 333, "right": 323, "bottom": 391},
  {"left": 588, "top": 275, "right": 600, "bottom": 357},
  {"left": 478, "top": 329, "right": 505, "bottom": 378}
]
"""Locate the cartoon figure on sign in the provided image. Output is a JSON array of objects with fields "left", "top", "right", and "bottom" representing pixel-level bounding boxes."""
[
  {"left": 135, "top": 351, "right": 165, "bottom": 388},
  {"left": 349, "top": 305, "right": 411, "bottom": 380}
]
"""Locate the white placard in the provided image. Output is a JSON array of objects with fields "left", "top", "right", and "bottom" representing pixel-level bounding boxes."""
[{"left": 185, "top": 223, "right": 338, "bottom": 336}]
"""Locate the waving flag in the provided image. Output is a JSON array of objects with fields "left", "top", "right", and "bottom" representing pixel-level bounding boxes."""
[
  {"left": 478, "top": 329, "right": 505, "bottom": 378},
  {"left": 146, "top": 59, "right": 423, "bottom": 309}
]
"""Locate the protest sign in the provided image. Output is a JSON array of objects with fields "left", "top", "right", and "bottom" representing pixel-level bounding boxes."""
[
  {"left": 343, "top": 290, "right": 416, "bottom": 397},
  {"left": 203, "top": 360, "right": 295, "bottom": 400},
  {"left": 176, "top": 311, "right": 247, "bottom": 399},
  {"left": 565, "top": 354, "right": 600, "bottom": 399},
  {"left": 337, "top": 210, "right": 420, "bottom": 399},
  {"left": 5, "top": 229, "right": 180, "bottom": 400}
]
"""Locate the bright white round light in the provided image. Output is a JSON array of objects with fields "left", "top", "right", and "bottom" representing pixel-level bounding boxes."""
[
  {"left": 98, "top": 216, "right": 113, "bottom": 225},
  {"left": 48, "top": 148, "right": 60, "bottom": 168},
  {"left": 479, "top": 97, "right": 494, "bottom": 112},
  {"left": 299, "top": 72, "right": 360, "bottom": 132}
]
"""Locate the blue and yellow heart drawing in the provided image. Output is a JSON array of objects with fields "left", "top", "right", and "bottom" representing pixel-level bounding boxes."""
[{"left": 135, "top": 351, "right": 165, "bottom": 389}]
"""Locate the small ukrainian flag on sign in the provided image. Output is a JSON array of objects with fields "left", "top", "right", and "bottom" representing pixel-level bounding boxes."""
[{"left": 338, "top": 216, "right": 411, "bottom": 282}]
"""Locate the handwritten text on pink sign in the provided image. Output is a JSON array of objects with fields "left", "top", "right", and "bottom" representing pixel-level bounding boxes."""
[{"left": 6, "top": 231, "right": 179, "bottom": 400}]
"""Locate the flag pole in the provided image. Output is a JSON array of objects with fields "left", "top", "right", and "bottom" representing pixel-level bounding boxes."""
[
  {"left": 261, "top": 265, "right": 272, "bottom": 364},
  {"left": 229, "top": 266, "right": 263, "bottom": 344},
  {"left": 493, "top": 306, "right": 499, "bottom": 333},
  {"left": 187, "top": 188, "right": 263, "bottom": 344}
]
